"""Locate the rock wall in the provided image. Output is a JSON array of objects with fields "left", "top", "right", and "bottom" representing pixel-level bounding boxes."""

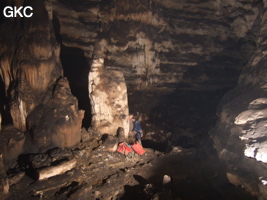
[
  {"left": 211, "top": 1, "right": 267, "bottom": 198},
  {"left": 50, "top": 0, "right": 260, "bottom": 92},
  {"left": 89, "top": 42, "right": 129, "bottom": 136}
]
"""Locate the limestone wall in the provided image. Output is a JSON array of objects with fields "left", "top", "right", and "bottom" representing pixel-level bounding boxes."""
[
  {"left": 50, "top": 0, "right": 259, "bottom": 92},
  {"left": 211, "top": 2, "right": 267, "bottom": 198}
]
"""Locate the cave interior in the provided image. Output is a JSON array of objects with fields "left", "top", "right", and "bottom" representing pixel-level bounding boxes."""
[{"left": 0, "top": 0, "right": 267, "bottom": 199}]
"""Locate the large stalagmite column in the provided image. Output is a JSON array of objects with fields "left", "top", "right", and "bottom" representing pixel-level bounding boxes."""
[
  {"left": 0, "top": 0, "right": 84, "bottom": 156},
  {"left": 0, "top": 0, "right": 63, "bottom": 132},
  {"left": 88, "top": 42, "right": 129, "bottom": 137}
]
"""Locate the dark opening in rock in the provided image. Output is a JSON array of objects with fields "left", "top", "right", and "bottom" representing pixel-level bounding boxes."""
[{"left": 60, "top": 46, "right": 92, "bottom": 128}]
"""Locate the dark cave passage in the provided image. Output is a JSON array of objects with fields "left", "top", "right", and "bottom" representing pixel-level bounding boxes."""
[
  {"left": 129, "top": 87, "right": 232, "bottom": 151},
  {"left": 126, "top": 33, "right": 251, "bottom": 152},
  {"left": 52, "top": 14, "right": 92, "bottom": 128},
  {"left": 126, "top": 87, "right": 258, "bottom": 200},
  {"left": 60, "top": 45, "right": 92, "bottom": 129}
]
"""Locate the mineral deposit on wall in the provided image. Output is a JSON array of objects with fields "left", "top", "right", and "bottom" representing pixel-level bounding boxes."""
[{"left": 88, "top": 42, "right": 130, "bottom": 137}]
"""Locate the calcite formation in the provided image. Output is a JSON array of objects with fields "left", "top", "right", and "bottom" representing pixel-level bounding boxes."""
[
  {"left": 88, "top": 42, "right": 129, "bottom": 137},
  {"left": 0, "top": 0, "right": 84, "bottom": 156},
  {"left": 0, "top": 0, "right": 63, "bottom": 132},
  {"left": 25, "top": 77, "right": 84, "bottom": 153}
]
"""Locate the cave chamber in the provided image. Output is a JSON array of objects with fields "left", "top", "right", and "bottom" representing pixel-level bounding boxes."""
[{"left": 0, "top": 0, "right": 267, "bottom": 199}]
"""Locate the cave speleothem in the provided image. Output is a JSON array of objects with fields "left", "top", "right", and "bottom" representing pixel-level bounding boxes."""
[{"left": 1, "top": 0, "right": 267, "bottom": 199}]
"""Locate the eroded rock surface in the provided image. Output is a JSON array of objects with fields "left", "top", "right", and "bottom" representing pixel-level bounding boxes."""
[
  {"left": 0, "top": 0, "right": 63, "bottom": 131},
  {"left": 25, "top": 77, "right": 84, "bottom": 153},
  {"left": 50, "top": 0, "right": 259, "bottom": 92},
  {"left": 0, "top": 125, "right": 25, "bottom": 162},
  {"left": 89, "top": 43, "right": 129, "bottom": 136},
  {"left": 211, "top": 2, "right": 267, "bottom": 198}
]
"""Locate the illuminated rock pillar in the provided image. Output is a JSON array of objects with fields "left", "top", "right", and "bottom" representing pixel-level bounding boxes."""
[{"left": 88, "top": 43, "right": 130, "bottom": 137}]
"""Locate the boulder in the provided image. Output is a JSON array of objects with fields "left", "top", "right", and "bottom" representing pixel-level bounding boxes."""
[
  {"left": 103, "top": 135, "right": 118, "bottom": 152},
  {"left": 29, "top": 154, "right": 52, "bottom": 169},
  {"left": 81, "top": 128, "right": 92, "bottom": 143},
  {"left": 117, "top": 127, "right": 126, "bottom": 143},
  {"left": 25, "top": 78, "right": 84, "bottom": 153}
]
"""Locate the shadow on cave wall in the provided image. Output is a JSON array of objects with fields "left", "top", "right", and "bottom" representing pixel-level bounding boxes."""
[{"left": 129, "top": 87, "right": 230, "bottom": 151}]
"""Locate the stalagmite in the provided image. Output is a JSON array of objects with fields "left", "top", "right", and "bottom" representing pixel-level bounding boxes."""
[
  {"left": 0, "top": 0, "right": 63, "bottom": 133},
  {"left": 25, "top": 77, "right": 84, "bottom": 152},
  {"left": 88, "top": 42, "right": 130, "bottom": 137}
]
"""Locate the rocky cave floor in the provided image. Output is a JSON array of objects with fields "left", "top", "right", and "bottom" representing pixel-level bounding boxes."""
[{"left": 3, "top": 87, "right": 258, "bottom": 200}]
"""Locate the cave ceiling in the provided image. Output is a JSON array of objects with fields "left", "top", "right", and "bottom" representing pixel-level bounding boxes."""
[{"left": 49, "top": 0, "right": 260, "bottom": 92}]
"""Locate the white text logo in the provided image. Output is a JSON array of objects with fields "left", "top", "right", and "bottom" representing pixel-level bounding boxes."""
[{"left": 3, "top": 6, "right": 33, "bottom": 18}]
